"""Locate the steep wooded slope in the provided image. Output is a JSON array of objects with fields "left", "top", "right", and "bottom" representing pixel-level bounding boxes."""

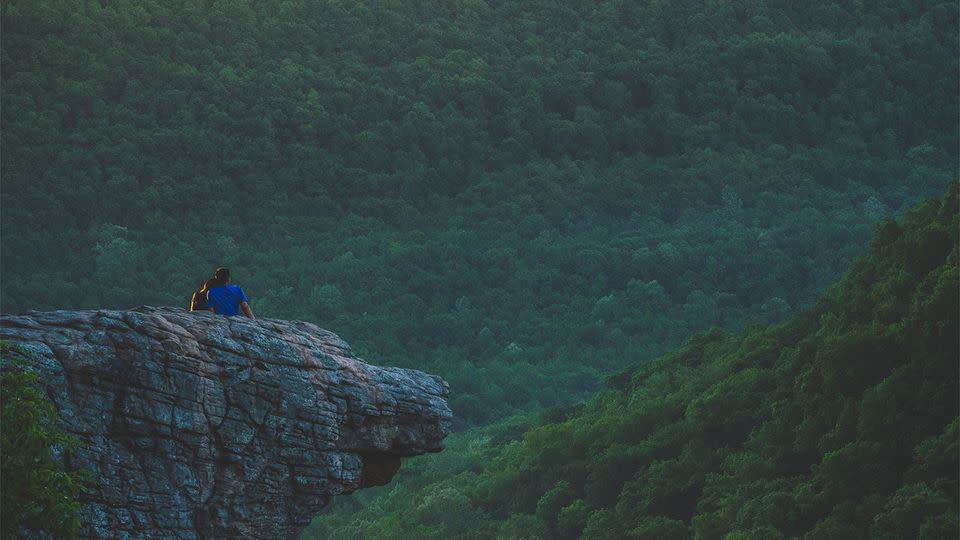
[{"left": 309, "top": 186, "right": 958, "bottom": 539}]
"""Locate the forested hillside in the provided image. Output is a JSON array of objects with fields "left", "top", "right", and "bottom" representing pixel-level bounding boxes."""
[
  {"left": 2, "top": 0, "right": 956, "bottom": 425},
  {"left": 307, "top": 185, "right": 958, "bottom": 539}
]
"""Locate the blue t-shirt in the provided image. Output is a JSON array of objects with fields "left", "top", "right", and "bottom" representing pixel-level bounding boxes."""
[{"left": 206, "top": 285, "right": 248, "bottom": 316}]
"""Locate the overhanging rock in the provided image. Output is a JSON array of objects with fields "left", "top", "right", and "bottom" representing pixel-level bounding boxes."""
[{"left": 0, "top": 307, "right": 452, "bottom": 539}]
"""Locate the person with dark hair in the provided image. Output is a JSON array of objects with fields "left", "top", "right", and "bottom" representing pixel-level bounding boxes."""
[
  {"left": 203, "top": 267, "right": 255, "bottom": 319},
  {"left": 189, "top": 278, "right": 217, "bottom": 312}
]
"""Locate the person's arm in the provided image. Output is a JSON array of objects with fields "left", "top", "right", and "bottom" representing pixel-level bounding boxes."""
[{"left": 240, "top": 301, "right": 255, "bottom": 320}]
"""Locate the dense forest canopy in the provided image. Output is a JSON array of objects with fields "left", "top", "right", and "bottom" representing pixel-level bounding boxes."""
[
  {"left": 307, "top": 185, "right": 958, "bottom": 539},
  {"left": 2, "top": 0, "right": 956, "bottom": 426}
]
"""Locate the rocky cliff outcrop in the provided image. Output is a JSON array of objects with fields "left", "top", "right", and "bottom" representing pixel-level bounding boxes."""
[{"left": 0, "top": 307, "right": 451, "bottom": 539}]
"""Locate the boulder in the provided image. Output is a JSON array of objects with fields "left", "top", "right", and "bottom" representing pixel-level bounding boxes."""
[{"left": 0, "top": 307, "right": 451, "bottom": 539}]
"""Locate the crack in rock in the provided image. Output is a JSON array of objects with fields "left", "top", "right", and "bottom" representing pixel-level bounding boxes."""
[{"left": 0, "top": 306, "right": 452, "bottom": 539}]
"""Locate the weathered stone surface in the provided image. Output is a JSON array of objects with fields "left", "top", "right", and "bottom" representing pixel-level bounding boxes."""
[{"left": 0, "top": 306, "right": 451, "bottom": 539}]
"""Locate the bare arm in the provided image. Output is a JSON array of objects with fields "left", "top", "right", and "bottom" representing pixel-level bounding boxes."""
[{"left": 240, "top": 301, "right": 255, "bottom": 320}]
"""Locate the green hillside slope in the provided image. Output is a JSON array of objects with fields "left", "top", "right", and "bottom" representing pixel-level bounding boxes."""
[
  {"left": 2, "top": 0, "right": 956, "bottom": 426},
  {"left": 308, "top": 185, "right": 958, "bottom": 539}
]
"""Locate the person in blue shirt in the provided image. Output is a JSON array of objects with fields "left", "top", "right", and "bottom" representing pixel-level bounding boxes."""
[{"left": 204, "top": 267, "right": 256, "bottom": 319}]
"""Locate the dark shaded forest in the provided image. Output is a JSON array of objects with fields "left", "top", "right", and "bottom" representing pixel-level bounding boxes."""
[
  {"left": 2, "top": 0, "right": 955, "bottom": 427},
  {"left": 307, "top": 184, "right": 958, "bottom": 539},
  {"left": 2, "top": 0, "right": 958, "bottom": 537}
]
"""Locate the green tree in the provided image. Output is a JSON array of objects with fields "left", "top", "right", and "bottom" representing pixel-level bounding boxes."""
[{"left": 0, "top": 342, "right": 88, "bottom": 538}]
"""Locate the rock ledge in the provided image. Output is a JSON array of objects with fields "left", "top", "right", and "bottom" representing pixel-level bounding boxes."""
[{"left": 0, "top": 307, "right": 451, "bottom": 539}]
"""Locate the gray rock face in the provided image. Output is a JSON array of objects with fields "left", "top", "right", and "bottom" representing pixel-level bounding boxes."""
[{"left": 0, "top": 307, "right": 451, "bottom": 539}]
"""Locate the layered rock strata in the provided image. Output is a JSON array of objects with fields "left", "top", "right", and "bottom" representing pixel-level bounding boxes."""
[{"left": 0, "top": 307, "right": 451, "bottom": 539}]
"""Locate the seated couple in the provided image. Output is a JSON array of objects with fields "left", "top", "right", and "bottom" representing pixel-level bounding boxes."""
[{"left": 190, "top": 267, "right": 255, "bottom": 320}]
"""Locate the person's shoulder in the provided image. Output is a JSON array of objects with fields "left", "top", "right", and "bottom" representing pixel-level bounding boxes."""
[{"left": 228, "top": 284, "right": 245, "bottom": 293}]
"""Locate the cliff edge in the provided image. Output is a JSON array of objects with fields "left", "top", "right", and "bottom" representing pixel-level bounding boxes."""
[{"left": 0, "top": 307, "right": 452, "bottom": 539}]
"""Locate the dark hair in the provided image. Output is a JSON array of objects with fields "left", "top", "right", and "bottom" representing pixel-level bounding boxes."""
[{"left": 209, "top": 267, "right": 231, "bottom": 288}]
